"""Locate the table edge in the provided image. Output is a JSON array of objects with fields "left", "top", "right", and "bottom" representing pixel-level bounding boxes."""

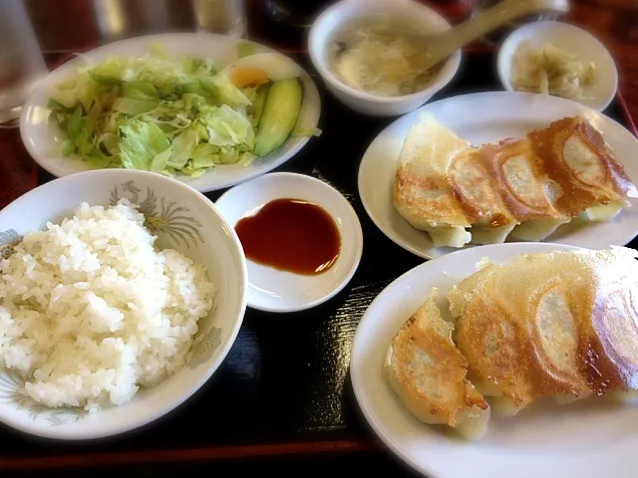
[{"left": 0, "top": 438, "right": 381, "bottom": 470}]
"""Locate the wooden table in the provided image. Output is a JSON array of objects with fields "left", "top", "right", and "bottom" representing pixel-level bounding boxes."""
[{"left": 1, "top": 1, "right": 637, "bottom": 475}]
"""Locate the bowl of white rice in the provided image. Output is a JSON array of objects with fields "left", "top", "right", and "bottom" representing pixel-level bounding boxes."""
[{"left": 0, "top": 169, "right": 247, "bottom": 439}]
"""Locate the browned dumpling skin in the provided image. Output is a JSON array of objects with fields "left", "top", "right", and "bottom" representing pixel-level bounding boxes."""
[
  {"left": 393, "top": 114, "right": 637, "bottom": 247},
  {"left": 385, "top": 288, "right": 490, "bottom": 439},
  {"left": 393, "top": 115, "right": 472, "bottom": 248},
  {"left": 448, "top": 247, "right": 638, "bottom": 416}
]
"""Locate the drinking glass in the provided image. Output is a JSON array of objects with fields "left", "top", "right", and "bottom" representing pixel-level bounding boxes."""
[
  {"left": 0, "top": 0, "right": 47, "bottom": 128},
  {"left": 265, "top": 0, "right": 329, "bottom": 28},
  {"left": 193, "top": 0, "right": 246, "bottom": 37}
]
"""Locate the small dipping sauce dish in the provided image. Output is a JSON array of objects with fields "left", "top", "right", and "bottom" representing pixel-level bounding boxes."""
[{"left": 215, "top": 172, "right": 363, "bottom": 312}]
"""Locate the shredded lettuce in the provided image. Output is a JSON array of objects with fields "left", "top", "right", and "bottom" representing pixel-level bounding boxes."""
[
  {"left": 49, "top": 48, "right": 260, "bottom": 177},
  {"left": 119, "top": 120, "right": 171, "bottom": 171}
]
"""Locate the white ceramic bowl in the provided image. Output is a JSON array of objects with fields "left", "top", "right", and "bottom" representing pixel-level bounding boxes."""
[
  {"left": 215, "top": 173, "right": 363, "bottom": 312},
  {"left": 308, "top": 0, "right": 462, "bottom": 117},
  {"left": 498, "top": 21, "right": 618, "bottom": 111},
  {"left": 0, "top": 169, "right": 247, "bottom": 439}
]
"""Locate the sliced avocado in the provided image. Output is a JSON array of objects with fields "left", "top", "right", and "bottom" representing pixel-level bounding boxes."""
[{"left": 253, "top": 78, "right": 302, "bottom": 158}]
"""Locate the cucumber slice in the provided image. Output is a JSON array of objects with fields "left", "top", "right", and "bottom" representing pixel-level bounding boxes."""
[
  {"left": 253, "top": 78, "right": 302, "bottom": 158},
  {"left": 251, "top": 83, "right": 270, "bottom": 129}
]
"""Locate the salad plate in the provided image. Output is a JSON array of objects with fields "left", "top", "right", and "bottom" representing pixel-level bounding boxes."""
[
  {"left": 358, "top": 91, "right": 638, "bottom": 260},
  {"left": 20, "top": 32, "right": 321, "bottom": 193}
]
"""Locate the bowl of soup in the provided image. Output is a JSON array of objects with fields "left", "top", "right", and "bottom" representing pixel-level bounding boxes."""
[{"left": 308, "top": 0, "right": 462, "bottom": 116}]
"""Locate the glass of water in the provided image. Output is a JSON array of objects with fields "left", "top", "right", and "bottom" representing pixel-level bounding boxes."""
[
  {"left": 193, "top": 0, "right": 246, "bottom": 37},
  {"left": 265, "top": 0, "right": 328, "bottom": 28},
  {"left": 0, "top": 1, "right": 47, "bottom": 128}
]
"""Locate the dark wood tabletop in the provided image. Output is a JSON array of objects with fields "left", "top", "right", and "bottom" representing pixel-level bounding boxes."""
[{"left": 1, "top": 0, "right": 638, "bottom": 475}]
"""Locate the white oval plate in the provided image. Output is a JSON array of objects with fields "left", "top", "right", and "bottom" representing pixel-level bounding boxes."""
[
  {"left": 498, "top": 21, "right": 618, "bottom": 111},
  {"left": 20, "top": 33, "right": 321, "bottom": 193},
  {"left": 350, "top": 242, "right": 638, "bottom": 478},
  {"left": 215, "top": 172, "right": 363, "bottom": 312},
  {"left": 358, "top": 91, "right": 638, "bottom": 260}
]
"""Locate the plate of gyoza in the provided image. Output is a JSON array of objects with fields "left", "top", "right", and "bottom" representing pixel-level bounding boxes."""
[
  {"left": 357, "top": 91, "right": 638, "bottom": 259},
  {"left": 350, "top": 241, "right": 638, "bottom": 478}
]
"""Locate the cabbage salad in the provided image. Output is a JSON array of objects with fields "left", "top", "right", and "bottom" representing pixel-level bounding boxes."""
[{"left": 48, "top": 48, "right": 270, "bottom": 178}]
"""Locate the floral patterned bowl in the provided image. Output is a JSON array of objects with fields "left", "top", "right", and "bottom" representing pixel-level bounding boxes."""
[{"left": 0, "top": 169, "right": 247, "bottom": 439}]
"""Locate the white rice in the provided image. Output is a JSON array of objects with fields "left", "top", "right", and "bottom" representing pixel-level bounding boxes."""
[{"left": 0, "top": 200, "right": 215, "bottom": 410}]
